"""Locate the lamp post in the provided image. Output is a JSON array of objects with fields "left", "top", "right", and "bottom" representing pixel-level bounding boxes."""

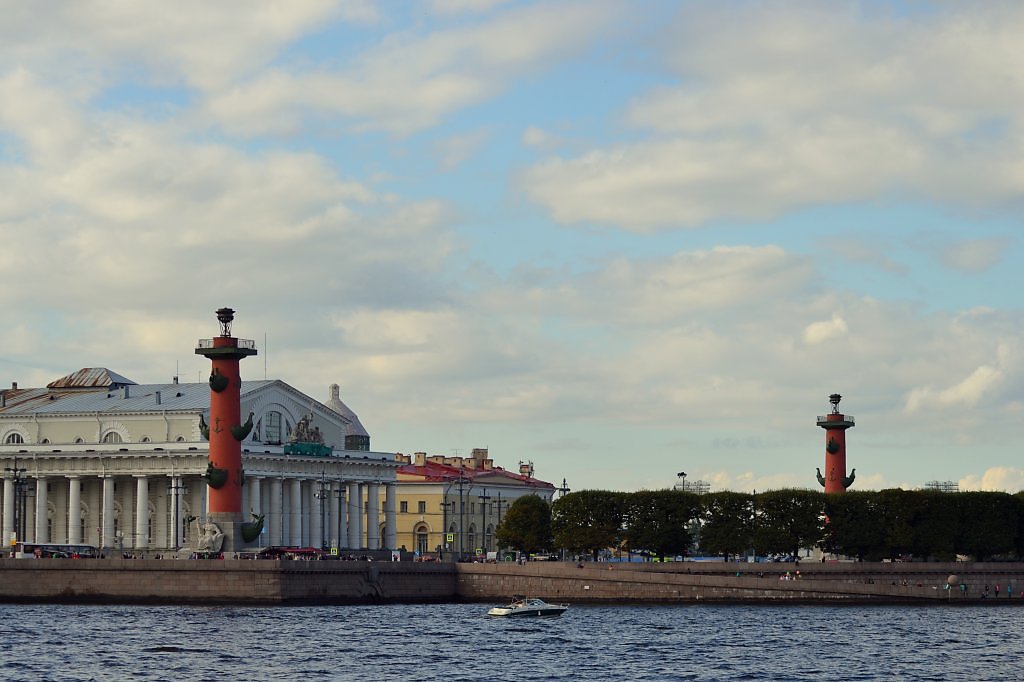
[
  {"left": 4, "top": 458, "right": 33, "bottom": 546},
  {"left": 478, "top": 488, "right": 491, "bottom": 555},
  {"left": 314, "top": 472, "right": 330, "bottom": 550},
  {"left": 166, "top": 477, "right": 189, "bottom": 549}
]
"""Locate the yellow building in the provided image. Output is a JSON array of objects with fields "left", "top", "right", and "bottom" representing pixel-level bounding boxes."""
[{"left": 392, "top": 448, "right": 554, "bottom": 559}]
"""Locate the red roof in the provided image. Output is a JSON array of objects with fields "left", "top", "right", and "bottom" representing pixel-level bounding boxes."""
[{"left": 398, "top": 460, "right": 554, "bottom": 488}]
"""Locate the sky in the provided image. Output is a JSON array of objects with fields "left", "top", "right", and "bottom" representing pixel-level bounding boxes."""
[{"left": 1, "top": 0, "right": 1022, "bottom": 494}]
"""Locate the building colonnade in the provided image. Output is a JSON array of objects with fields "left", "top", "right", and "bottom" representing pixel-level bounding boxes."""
[{"left": 1, "top": 470, "right": 398, "bottom": 553}]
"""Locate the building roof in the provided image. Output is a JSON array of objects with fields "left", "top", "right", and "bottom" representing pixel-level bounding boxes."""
[
  {"left": 325, "top": 383, "right": 369, "bottom": 438},
  {"left": 46, "top": 367, "right": 136, "bottom": 390},
  {"left": 0, "top": 372, "right": 275, "bottom": 416},
  {"left": 397, "top": 459, "right": 554, "bottom": 489}
]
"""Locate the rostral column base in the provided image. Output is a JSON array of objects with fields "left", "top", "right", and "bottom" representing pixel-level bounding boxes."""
[{"left": 207, "top": 511, "right": 258, "bottom": 554}]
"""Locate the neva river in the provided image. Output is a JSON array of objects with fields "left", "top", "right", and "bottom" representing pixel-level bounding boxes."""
[{"left": 1, "top": 603, "right": 1021, "bottom": 681}]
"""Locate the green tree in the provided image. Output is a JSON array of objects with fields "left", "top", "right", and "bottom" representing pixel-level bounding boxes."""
[
  {"left": 698, "top": 491, "right": 753, "bottom": 560},
  {"left": 955, "top": 491, "right": 1018, "bottom": 560},
  {"left": 821, "top": 490, "right": 884, "bottom": 560},
  {"left": 496, "top": 494, "right": 552, "bottom": 555},
  {"left": 622, "top": 490, "right": 700, "bottom": 560},
  {"left": 551, "top": 490, "right": 626, "bottom": 560},
  {"left": 753, "top": 489, "right": 824, "bottom": 559},
  {"left": 910, "top": 491, "right": 959, "bottom": 560}
]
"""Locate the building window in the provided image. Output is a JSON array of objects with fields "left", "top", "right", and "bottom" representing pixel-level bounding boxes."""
[
  {"left": 415, "top": 527, "right": 429, "bottom": 555},
  {"left": 141, "top": 436, "right": 151, "bottom": 443},
  {"left": 175, "top": 436, "right": 185, "bottom": 442},
  {"left": 102, "top": 432, "right": 122, "bottom": 444},
  {"left": 417, "top": 501, "right": 426, "bottom": 514},
  {"left": 41, "top": 438, "right": 50, "bottom": 445},
  {"left": 264, "top": 411, "right": 282, "bottom": 444},
  {"left": 4, "top": 433, "right": 24, "bottom": 444},
  {"left": 400, "top": 501, "right": 408, "bottom": 513},
  {"left": 74, "top": 437, "right": 84, "bottom": 444}
]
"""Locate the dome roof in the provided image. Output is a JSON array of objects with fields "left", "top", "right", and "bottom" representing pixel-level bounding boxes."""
[{"left": 326, "top": 383, "right": 369, "bottom": 438}]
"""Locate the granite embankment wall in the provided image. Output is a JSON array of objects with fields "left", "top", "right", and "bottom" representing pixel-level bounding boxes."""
[
  {"left": 2, "top": 559, "right": 1023, "bottom": 605},
  {"left": 455, "top": 561, "right": 1024, "bottom": 604},
  {"left": 0, "top": 558, "right": 455, "bottom": 605}
]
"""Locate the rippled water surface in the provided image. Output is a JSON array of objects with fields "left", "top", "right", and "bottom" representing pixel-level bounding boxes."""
[{"left": 1, "top": 603, "right": 1021, "bottom": 681}]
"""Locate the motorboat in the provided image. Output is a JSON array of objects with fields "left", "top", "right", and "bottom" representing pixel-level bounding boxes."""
[{"left": 487, "top": 597, "right": 569, "bottom": 617}]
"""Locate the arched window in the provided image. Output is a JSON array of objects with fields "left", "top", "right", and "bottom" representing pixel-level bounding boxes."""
[
  {"left": 41, "top": 438, "right": 50, "bottom": 445},
  {"left": 140, "top": 436, "right": 151, "bottom": 443},
  {"left": 4, "top": 433, "right": 24, "bottom": 444},
  {"left": 102, "top": 432, "right": 122, "bottom": 444},
  {"left": 175, "top": 436, "right": 186, "bottom": 442},
  {"left": 74, "top": 437, "right": 84, "bottom": 444},
  {"left": 264, "top": 411, "right": 282, "bottom": 444}
]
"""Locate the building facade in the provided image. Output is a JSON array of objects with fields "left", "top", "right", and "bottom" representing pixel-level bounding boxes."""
[
  {"left": 0, "top": 368, "right": 399, "bottom": 553},
  {"left": 391, "top": 448, "right": 554, "bottom": 559}
]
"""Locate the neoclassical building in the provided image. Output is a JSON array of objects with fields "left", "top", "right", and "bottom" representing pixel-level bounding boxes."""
[
  {"left": 393, "top": 448, "right": 555, "bottom": 559},
  {"left": 0, "top": 368, "right": 399, "bottom": 553}
]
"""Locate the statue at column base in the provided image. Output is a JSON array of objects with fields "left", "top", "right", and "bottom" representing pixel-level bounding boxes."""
[{"left": 177, "top": 519, "right": 226, "bottom": 557}]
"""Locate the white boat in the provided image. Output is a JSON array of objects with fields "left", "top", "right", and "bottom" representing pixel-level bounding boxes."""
[{"left": 487, "top": 597, "right": 569, "bottom": 617}]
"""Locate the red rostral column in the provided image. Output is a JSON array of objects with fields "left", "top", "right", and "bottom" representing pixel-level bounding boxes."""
[
  {"left": 816, "top": 393, "right": 855, "bottom": 493},
  {"left": 195, "top": 308, "right": 257, "bottom": 528}
]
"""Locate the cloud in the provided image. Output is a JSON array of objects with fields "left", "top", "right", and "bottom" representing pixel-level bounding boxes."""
[
  {"left": 936, "top": 236, "right": 1013, "bottom": 274},
  {"left": 523, "top": 3, "right": 1024, "bottom": 231},
  {"left": 0, "top": 1, "right": 349, "bottom": 91},
  {"left": 430, "top": 0, "right": 513, "bottom": 15},
  {"left": 905, "top": 365, "right": 1003, "bottom": 413},
  {"left": 960, "top": 467, "right": 1024, "bottom": 493},
  {"left": 435, "top": 129, "right": 491, "bottom": 171},
  {"left": 802, "top": 314, "right": 848, "bottom": 346},
  {"left": 205, "top": 2, "right": 623, "bottom": 136}
]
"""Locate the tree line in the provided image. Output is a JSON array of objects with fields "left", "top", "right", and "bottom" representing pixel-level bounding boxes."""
[{"left": 494, "top": 488, "right": 1024, "bottom": 562}]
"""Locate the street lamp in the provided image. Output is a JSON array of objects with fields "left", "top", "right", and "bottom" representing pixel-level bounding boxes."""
[
  {"left": 166, "top": 477, "right": 189, "bottom": 549},
  {"left": 314, "top": 472, "right": 330, "bottom": 550},
  {"left": 478, "top": 488, "right": 491, "bottom": 555},
  {"left": 4, "top": 458, "right": 33, "bottom": 546}
]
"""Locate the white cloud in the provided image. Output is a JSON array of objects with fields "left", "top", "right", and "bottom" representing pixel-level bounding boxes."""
[
  {"left": 435, "top": 129, "right": 491, "bottom": 170},
  {"left": 524, "top": 3, "right": 1024, "bottom": 230},
  {"left": 937, "top": 236, "right": 1013, "bottom": 274},
  {"left": 205, "top": 2, "right": 623, "bottom": 136},
  {"left": 905, "top": 365, "right": 1003, "bottom": 413},
  {"left": 803, "top": 314, "right": 848, "bottom": 345},
  {"left": 430, "top": 0, "right": 513, "bottom": 15},
  {"left": 960, "top": 467, "right": 1024, "bottom": 493},
  {"left": 0, "top": 1, "right": 348, "bottom": 91}
]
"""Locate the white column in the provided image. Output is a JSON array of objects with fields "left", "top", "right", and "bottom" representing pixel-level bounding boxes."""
[
  {"left": 336, "top": 481, "right": 347, "bottom": 549},
  {"left": 289, "top": 479, "right": 302, "bottom": 546},
  {"left": 67, "top": 477, "right": 82, "bottom": 544},
  {"left": 34, "top": 477, "right": 48, "bottom": 543},
  {"left": 102, "top": 477, "right": 115, "bottom": 552},
  {"left": 269, "top": 478, "right": 283, "bottom": 546},
  {"left": 301, "top": 480, "right": 313, "bottom": 547},
  {"left": 310, "top": 481, "right": 323, "bottom": 549},
  {"left": 168, "top": 476, "right": 179, "bottom": 549},
  {"left": 135, "top": 476, "right": 149, "bottom": 549},
  {"left": 366, "top": 482, "right": 380, "bottom": 550},
  {"left": 3, "top": 477, "right": 13, "bottom": 545},
  {"left": 347, "top": 481, "right": 361, "bottom": 549},
  {"left": 384, "top": 483, "right": 398, "bottom": 551},
  {"left": 328, "top": 481, "right": 339, "bottom": 549},
  {"left": 248, "top": 476, "right": 263, "bottom": 516}
]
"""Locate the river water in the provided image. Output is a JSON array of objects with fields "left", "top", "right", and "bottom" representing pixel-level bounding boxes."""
[{"left": 0, "top": 602, "right": 1020, "bottom": 681}]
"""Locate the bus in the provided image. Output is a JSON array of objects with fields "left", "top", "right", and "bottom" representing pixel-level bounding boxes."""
[{"left": 11, "top": 543, "right": 99, "bottom": 559}]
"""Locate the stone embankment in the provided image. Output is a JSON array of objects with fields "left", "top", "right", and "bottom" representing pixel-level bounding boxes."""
[
  {"left": 456, "top": 561, "right": 1024, "bottom": 604},
  {"left": 2, "top": 558, "right": 1022, "bottom": 605}
]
